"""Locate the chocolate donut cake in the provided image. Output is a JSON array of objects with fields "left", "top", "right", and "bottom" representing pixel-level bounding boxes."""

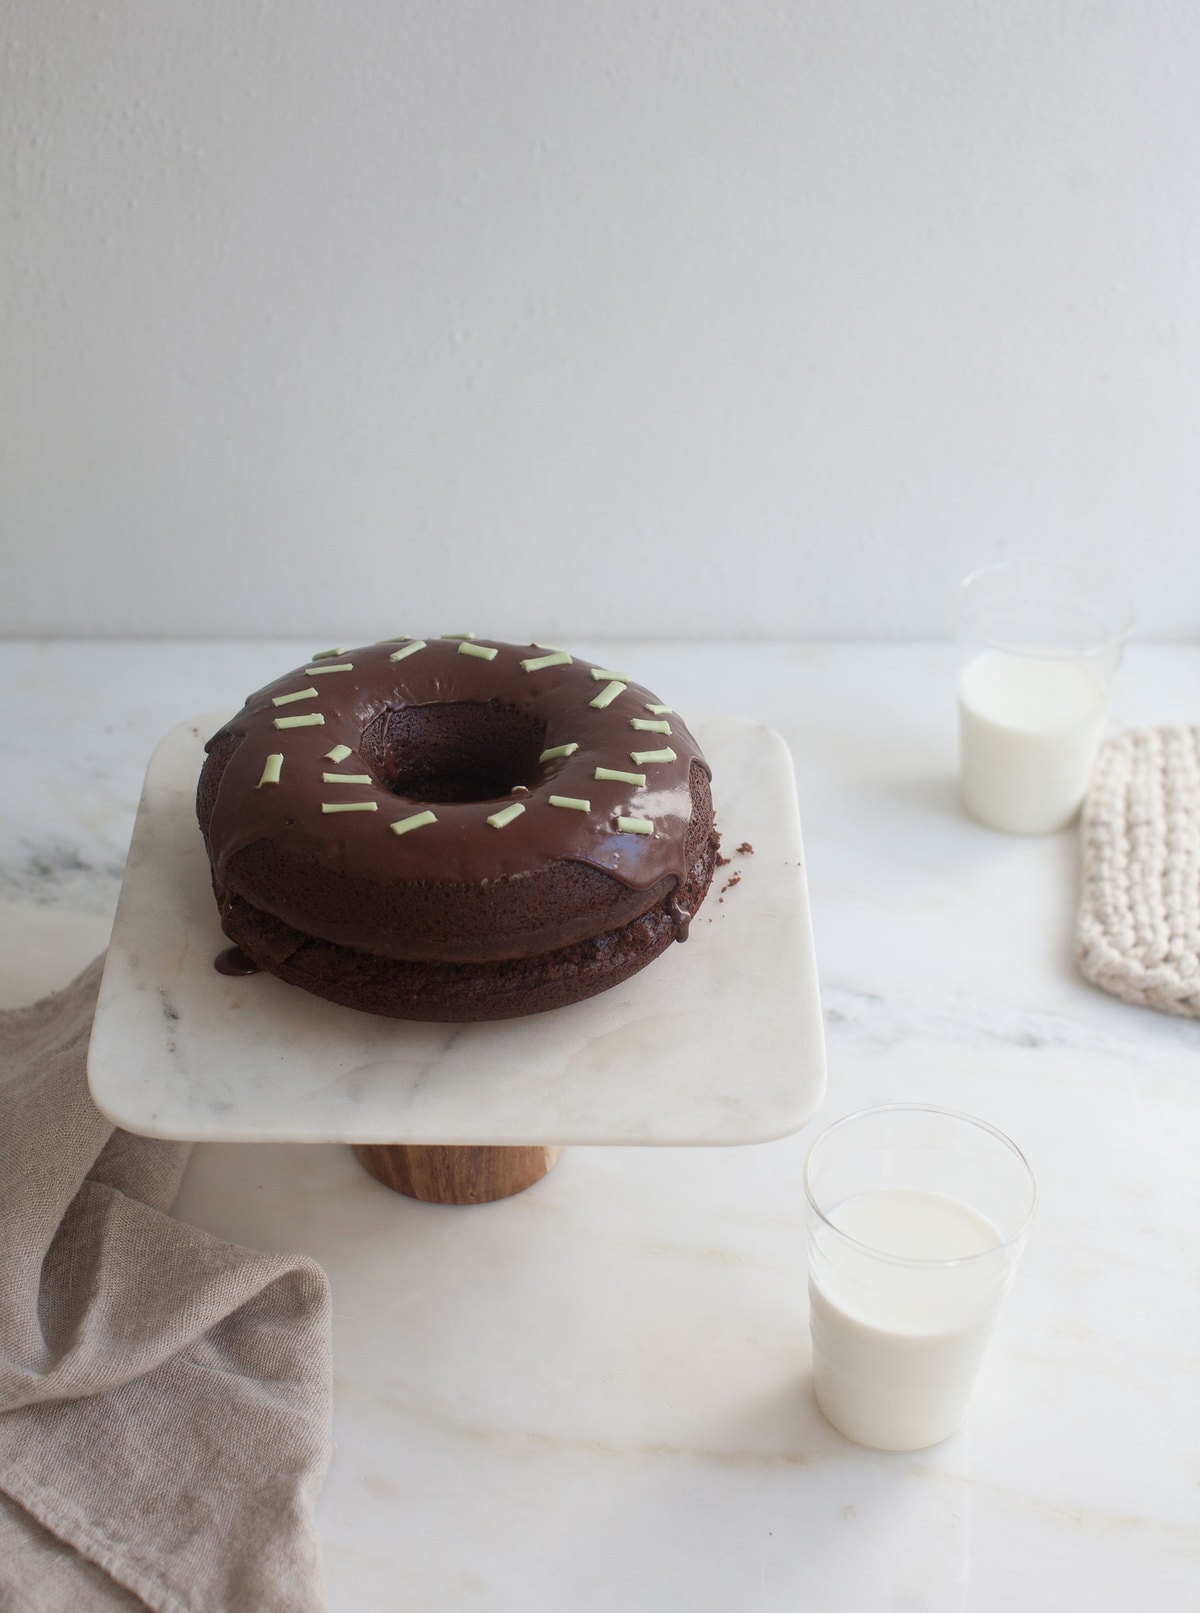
[{"left": 196, "top": 636, "right": 718, "bottom": 1021}]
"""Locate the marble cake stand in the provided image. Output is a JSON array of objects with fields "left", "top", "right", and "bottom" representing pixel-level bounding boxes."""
[{"left": 88, "top": 714, "right": 825, "bottom": 1202}]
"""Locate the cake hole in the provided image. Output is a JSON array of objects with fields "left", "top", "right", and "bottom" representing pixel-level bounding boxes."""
[{"left": 361, "top": 701, "right": 548, "bottom": 803}]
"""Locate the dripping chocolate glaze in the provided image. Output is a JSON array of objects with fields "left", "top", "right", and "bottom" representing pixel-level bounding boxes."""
[
  {"left": 668, "top": 896, "right": 693, "bottom": 941},
  {"left": 214, "top": 945, "right": 260, "bottom": 977},
  {"left": 201, "top": 637, "right": 710, "bottom": 918}
]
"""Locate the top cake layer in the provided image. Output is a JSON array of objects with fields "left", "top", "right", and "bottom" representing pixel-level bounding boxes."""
[{"left": 200, "top": 636, "right": 709, "bottom": 919}]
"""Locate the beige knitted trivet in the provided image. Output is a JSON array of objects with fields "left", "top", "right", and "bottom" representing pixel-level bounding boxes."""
[{"left": 1076, "top": 725, "right": 1200, "bottom": 1018}]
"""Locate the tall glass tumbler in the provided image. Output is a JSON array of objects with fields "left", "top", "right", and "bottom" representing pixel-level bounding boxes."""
[{"left": 958, "top": 560, "right": 1132, "bottom": 834}]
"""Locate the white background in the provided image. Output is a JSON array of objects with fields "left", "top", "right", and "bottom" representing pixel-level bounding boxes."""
[{"left": 3, "top": 1, "right": 1198, "bottom": 641}]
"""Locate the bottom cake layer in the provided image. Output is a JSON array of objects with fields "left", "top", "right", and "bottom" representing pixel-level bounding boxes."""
[{"left": 215, "top": 833, "right": 719, "bottom": 1022}]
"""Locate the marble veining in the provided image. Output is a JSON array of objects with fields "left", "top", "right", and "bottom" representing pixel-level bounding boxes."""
[
  {"left": 822, "top": 978, "right": 1200, "bottom": 1061},
  {"left": 2, "top": 641, "right": 1199, "bottom": 1612},
  {"left": 0, "top": 838, "right": 126, "bottom": 911}
]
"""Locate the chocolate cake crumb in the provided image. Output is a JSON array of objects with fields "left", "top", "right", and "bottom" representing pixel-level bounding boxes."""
[
  {"left": 736, "top": 841, "right": 754, "bottom": 855},
  {"left": 719, "top": 871, "right": 742, "bottom": 895},
  {"left": 715, "top": 854, "right": 731, "bottom": 867}
]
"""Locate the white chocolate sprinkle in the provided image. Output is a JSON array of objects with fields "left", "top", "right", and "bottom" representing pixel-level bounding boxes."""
[
  {"left": 256, "top": 754, "right": 284, "bottom": 788},
  {"left": 322, "top": 772, "right": 373, "bottom": 784},
  {"left": 441, "top": 632, "right": 476, "bottom": 641},
  {"left": 271, "top": 687, "right": 319, "bottom": 707},
  {"left": 511, "top": 785, "right": 530, "bottom": 794},
  {"left": 458, "top": 641, "right": 499, "bottom": 661},
  {"left": 549, "top": 795, "right": 590, "bottom": 812},
  {"left": 534, "top": 643, "right": 566, "bottom": 652},
  {"left": 321, "top": 801, "right": 377, "bottom": 814},
  {"left": 630, "top": 747, "right": 677, "bottom": 766},
  {"left": 274, "top": 713, "right": 325, "bottom": 729},
  {"left": 310, "top": 647, "right": 347, "bottom": 660},
  {"left": 390, "top": 809, "right": 438, "bottom": 836},
  {"left": 590, "top": 669, "right": 630, "bottom": 682},
  {"left": 521, "top": 650, "right": 572, "bottom": 672},
  {"left": 644, "top": 703, "right": 673, "bottom": 715},
  {"left": 389, "top": 640, "right": 426, "bottom": 662},
  {"left": 539, "top": 743, "right": 579, "bottom": 762},
  {"left": 616, "top": 816, "right": 654, "bottom": 835},
  {"left": 589, "top": 681, "right": 626, "bottom": 709},
  {"left": 594, "top": 767, "right": 646, "bottom": 786},
  {"left": 324, "top": 744, "right": 353, "bottom": 764},
  {"left": 487, "top": 802, "right": 527, "bottom": 829},
  {"left": 305, "top": 662, "right": 354, "bottom": 675},
  {"left": 630, "top": 718, "right": 672, "bottom": 734}
]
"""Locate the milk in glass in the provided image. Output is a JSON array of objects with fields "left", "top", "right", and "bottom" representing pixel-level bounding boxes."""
[
  {"left": 809, "top": 1189, "right": 1005, "bottom": 1451},
  {"left": 958, "top": 649, "right": 1107, "bottom": 834}
]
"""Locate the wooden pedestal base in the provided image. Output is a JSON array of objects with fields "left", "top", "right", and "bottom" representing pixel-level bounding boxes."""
[{"left": 353, "top": 1143, "right": 563, "bottom": 1205}]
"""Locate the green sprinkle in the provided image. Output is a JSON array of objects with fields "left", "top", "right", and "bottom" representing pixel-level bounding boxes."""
[
  {"left": 630, "top": 718, "right": 672, "bottom": 735},
  {"left": 539, "top": 743, "right": 579, "bottom": 762},
  {"left": 458, "top": 641, "right": 499, "bottom": 661},
  {"left": 616, "top": 816, "right": 654, "bottom": 835},
  {"left": 321, "top": 801, "right": 377, "bottom": 814},
  {"left": 310, "top": 647, "right": 347, "bottom": 660},
  {"left": 305, "top": 662, "right": 354, "bottom": 675},
  {"left": 590, "top": 669, "right": 630, "bottom": 682},
  {"left": 322, "top": 772, "right": 373, "bottom": 784},
  {"left": 390, "top": 809, "right": 438, "bottom": 836},
  {"left": 549, "top": 795, "right": 591, "bottom": 812},
  {"left": 271, "top": 686, "right": 319, "bottom": 707},
  {"left": 630, "top": 747, "right": 676, "bottom": 766},
  {"left": 274, "top": 713, "right": 325, "bottom": 730},
  {"left": 441, "top": 632, "right": 476, "bottom": 641},
  {"left": 644, "top": 703, "right": 673, "bottom": 715},
  {"left": 324, "top": 744, "right": 353, "bottom": 764},
  {"left": 487, "top": 802, "right": 527, "bottom": 829},
  {"left": 594, "top": 767, "right": 646, "bottom": 786},
  {"left": 256, "top": 754, "right": 284, "bottom": 788},
  {"left": 534, "top": 643, "right": 566, "bottom": 652},
  {"left": 389, "top": 640, "right": 426, "bottom": 662},
  {"left": 589, "top": 681, "right": 626, "bottom": 709},
  {"left": 521, "top": 650, "right": 572, "bottom": 672}
]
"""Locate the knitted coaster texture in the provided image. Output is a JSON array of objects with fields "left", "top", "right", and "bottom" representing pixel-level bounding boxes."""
[{"left": 1077, "top": 725, "right": 1200, "bottom": 1018}]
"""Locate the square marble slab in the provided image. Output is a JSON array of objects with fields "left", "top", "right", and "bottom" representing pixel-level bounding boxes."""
[{"left": 88, "top": 714, "right": 824, "bottom": 1145}]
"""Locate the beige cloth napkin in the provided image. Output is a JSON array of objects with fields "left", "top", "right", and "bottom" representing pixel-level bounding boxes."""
[{"left": 0, "top": 959, "right": 333, "bottom": 1613}]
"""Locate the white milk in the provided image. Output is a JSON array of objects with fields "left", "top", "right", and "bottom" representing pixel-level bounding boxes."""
[
  {"left": 809, "top": 1190, "right": 1006, "bottom": 1451},
  {"left": 958, "top": 649, "right": 1108, "bottom": 834}
]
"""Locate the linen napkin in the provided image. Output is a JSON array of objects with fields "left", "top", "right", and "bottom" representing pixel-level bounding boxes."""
[
  {"left": 0, "top": 957, "right": 333, "bottom": 1613},
  {"left": 1077, "top": 725, "right": 1200, "bottom": 1018}
]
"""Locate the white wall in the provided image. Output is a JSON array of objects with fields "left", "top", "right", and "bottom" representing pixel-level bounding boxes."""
[{"left": 2, "top": 1, "right": 1198, "bottom": 641}]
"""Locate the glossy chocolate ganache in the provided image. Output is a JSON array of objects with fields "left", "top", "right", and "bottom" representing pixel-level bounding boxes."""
[{"left": 197, "top": 636, "right": 718, "bottom": 1020}]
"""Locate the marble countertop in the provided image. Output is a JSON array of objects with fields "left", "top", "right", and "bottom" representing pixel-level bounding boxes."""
[{"left": 3, "top": 639, "right": 1198, "bottom": 1612}]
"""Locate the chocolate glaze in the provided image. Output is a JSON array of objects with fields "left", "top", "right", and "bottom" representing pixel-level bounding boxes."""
[
  {"left": 214, "top": 945, "right": 260, "bottom": 976},
  {"left": 668, "top": 896, "right": 693, "bottom": 941},
  {"left": 198, "top": 638, "right": 712, "bottom": 965},
  {"left": 203, "top": 639, "right": 707, "bottom": 888}
]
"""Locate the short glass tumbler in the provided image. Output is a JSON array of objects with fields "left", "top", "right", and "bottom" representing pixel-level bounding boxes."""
[{"left": 804, "top": 1105, "right": 1037, "bottom": 1452}]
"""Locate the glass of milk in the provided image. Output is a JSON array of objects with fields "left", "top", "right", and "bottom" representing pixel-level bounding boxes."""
[
  {"left": 958, "top": 560, "right": 1132, "bottom": 834},
  {"left": 804, "top": 1105, "right": 1037, "bottom": 1452}
]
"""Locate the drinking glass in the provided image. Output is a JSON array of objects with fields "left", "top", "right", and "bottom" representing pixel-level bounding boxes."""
[
  {"left": 804, "top": 1104, "right": 1037, "bottom": 1451},
  {"left": 958, "top": 560, "right": 1132, "bottom": 834}
]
